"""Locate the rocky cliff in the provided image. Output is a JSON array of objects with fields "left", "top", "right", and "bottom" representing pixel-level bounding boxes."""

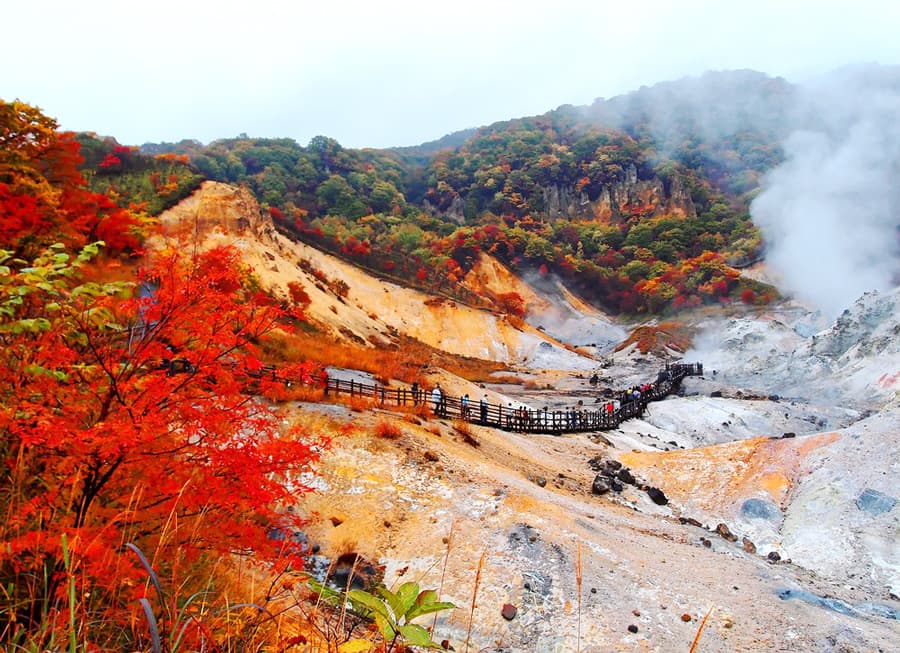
[
  {"left": 424, "top": 163, "right": 696, "bottom": 223},
  {"left": 542, "top": 163, "right": 696, "bottom": 221}
]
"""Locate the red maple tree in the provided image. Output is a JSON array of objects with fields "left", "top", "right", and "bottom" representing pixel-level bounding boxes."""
[{"left": 0, "top": 100, "right": 323, "bottom": 643}]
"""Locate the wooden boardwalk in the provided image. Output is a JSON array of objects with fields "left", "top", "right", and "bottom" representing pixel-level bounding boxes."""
[{"left": 322, "top": 363, "right": 703, "bottom": 435}]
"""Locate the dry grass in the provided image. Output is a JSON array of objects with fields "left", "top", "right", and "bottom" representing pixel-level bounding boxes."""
[
  {"left": 347, "top": 395, "right": 373, "bottom": 413},
  {"left": 264, "top": 383, "right": 325, "bottom": 403},
  {"left": 452, "top": 420, "right": 479, "bottom": 447},
  {"left": 261, "top": 328, "right": 506, "bottom": 387},
  {"left": 373, "top": 420, "right": 402, "bottom": 439},
  {"left": 403, "top": 413, "right": 423, "bottom": 426},
  {"left": 487, "top": 374, "right": 526, "bottom": 385},
  {"left": 523, "top": 379, "right": 546, "bottom": 390}
]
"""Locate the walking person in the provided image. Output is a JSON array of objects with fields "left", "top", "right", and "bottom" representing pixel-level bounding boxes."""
[
  {"left": 461, "top": 394, "right": 470, "bottom": 419},
  {"left": 480, "top": 394, "right": 488, "bottom": 425},
  {"left": 432, "top": 383, "right": 443, "bottom": 416}
]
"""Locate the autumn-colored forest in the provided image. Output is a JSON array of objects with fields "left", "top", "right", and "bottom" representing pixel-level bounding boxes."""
[{"left": 133, "top": 71, "right": 788, "bottom": 314}]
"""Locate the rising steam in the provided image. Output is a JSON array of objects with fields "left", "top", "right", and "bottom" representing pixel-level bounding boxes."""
[{"left": 751, "top": 66, "right": 900, "bottom": 318}]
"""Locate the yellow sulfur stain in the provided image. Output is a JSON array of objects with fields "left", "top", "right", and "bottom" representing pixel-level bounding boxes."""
[
  {"left": 759, "top": 473, "right": 791, "bottom": 501},
  {"left": 621, "top": 431, "right": 842, "bottom": 514}
]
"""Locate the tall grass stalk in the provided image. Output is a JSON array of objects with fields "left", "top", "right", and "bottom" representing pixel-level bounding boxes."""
[
  {"left": 431, "top": 521, "right": 455, "bottom": 637},
  {"left": 464, "top": 552, "right": 486, "bottom": 653},
  {"left": 575, "top": 539, "right": 583, "bottom": 653},
  {"left": 688, "top": 605, "right": 715, "bottom": 653},
  {"left": 60, "top": 533, "right": 76, "bottom": 653},
  {"left": 337, "top": 556, "right": 360, "bottom": 639}
]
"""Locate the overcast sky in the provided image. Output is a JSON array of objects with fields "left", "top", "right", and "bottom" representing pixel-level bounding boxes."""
[{"left": 4, "top": 0, "right": 900, "bottom": 149}]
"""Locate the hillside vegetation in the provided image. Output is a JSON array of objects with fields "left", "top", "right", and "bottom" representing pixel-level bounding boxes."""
[{"left": 136, "top": 71, "right": 791, "bottom": 314}]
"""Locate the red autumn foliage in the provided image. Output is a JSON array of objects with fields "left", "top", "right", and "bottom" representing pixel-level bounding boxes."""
[
  {"left": 0, "top": 102, "right": 324, "bottom": 642},
  {"left": 0, "top": 243, "right": 323, "bottom": 631},
  {"left": 496, "top": 291, "right": 526, "bottom": 317},
  {"left": 0, "top": 100, "right": 142, "bottom": 255},
  {"left": 97, "top": 153, "right": 122, "bottom": 169},
  {"left": 287, "top": 280, "right": 311, "bottom": 310}
]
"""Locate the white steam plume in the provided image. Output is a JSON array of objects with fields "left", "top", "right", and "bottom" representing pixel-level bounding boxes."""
[{"left": 751, "top": 66, "right": 900, "bottom": 318}]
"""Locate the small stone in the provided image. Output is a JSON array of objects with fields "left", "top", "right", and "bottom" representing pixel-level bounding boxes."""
[
  {"left": 679, "top": 516, "right": 703, "bottom": 527},
  {"left": 632, "top": 609, "right": 641, "bottom": 617},
  {"left": 700, "top": 537, "right": 712, "bottom": 548},
  {"left": 742, "top": 537, "right": 756, "bottom": 554},
  {"left": 767, "top": 551, "right": 781, "bottom": 562},
  {"left": 330, "top": 516, "right": 343, "bottom": 527},
  {"left": 536, "top": 476, "right": 547, "bottom": 488},
  {"left": 501, "top": 603, "right": 517, "bottom": 621},
  {"left": 441, "top": 639, "right": 451, "bottom": 650},
  {"left": 722, "top": 616, "right": 734, "bottom": 629},
  {"left": 627, "top": 624, "right": 638, "bottom": 634},
  {"left": 442, "top": 537, "right": 449, "bottom": 544},
  {"left": 383, "top": 520, "right": 391, "bottom": 528},
  {"left": 715, "top": 523, "right": 738, "bottom": 542},
  {"left": 681, "top": 613, "right": 692, "bottom": 622}
]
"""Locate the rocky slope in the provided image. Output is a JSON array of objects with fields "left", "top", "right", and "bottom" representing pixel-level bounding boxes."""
[
  {"left": 158, "top": 183, "right": 899, "bottom": 651},
  {"left": 156, "top": 182, "right": 617, "bottom": 369}
]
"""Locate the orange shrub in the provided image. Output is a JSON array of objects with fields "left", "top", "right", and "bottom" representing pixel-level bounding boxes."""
[{"left": 374, "top": 420, "right": 403, "bottom": 439}]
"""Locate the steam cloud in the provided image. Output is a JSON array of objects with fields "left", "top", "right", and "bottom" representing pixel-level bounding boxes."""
[{"left": 751, "top": 66, "right": 900, "bottom": 318}]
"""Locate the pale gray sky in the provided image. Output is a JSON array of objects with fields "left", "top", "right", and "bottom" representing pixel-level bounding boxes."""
[{"left": 4, "top": 0, "right": 900, "bottom": 148}]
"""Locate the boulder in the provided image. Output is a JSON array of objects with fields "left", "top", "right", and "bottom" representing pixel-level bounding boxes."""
[
  {"left": 592, "top": 475, "right": 612, "bottom": 495},
  {"left": 856, "top": 488, "right": 897, "bottom": 516},
  {"left": 740, "top": 498, "right": 782, "bottom": 521},
  {"left": 646, "top": 487, "right": 668, "bottom": 505},
  {"left": 617, "top": 467, "right": 637, "bottom": 485}
]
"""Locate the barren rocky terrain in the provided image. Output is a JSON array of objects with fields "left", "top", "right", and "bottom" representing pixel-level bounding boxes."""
[{"left": 158, "top": 183, "right": 899, "bottom": 651}]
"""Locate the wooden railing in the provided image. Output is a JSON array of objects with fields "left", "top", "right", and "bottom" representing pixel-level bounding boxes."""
[{"left": 322, "top": 361, "right": 703, "bottom": 435}]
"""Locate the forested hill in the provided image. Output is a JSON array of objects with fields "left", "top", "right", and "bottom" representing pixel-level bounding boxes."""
[{"left": 113, "top": 70, "right": 795, "bottom": 314}]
